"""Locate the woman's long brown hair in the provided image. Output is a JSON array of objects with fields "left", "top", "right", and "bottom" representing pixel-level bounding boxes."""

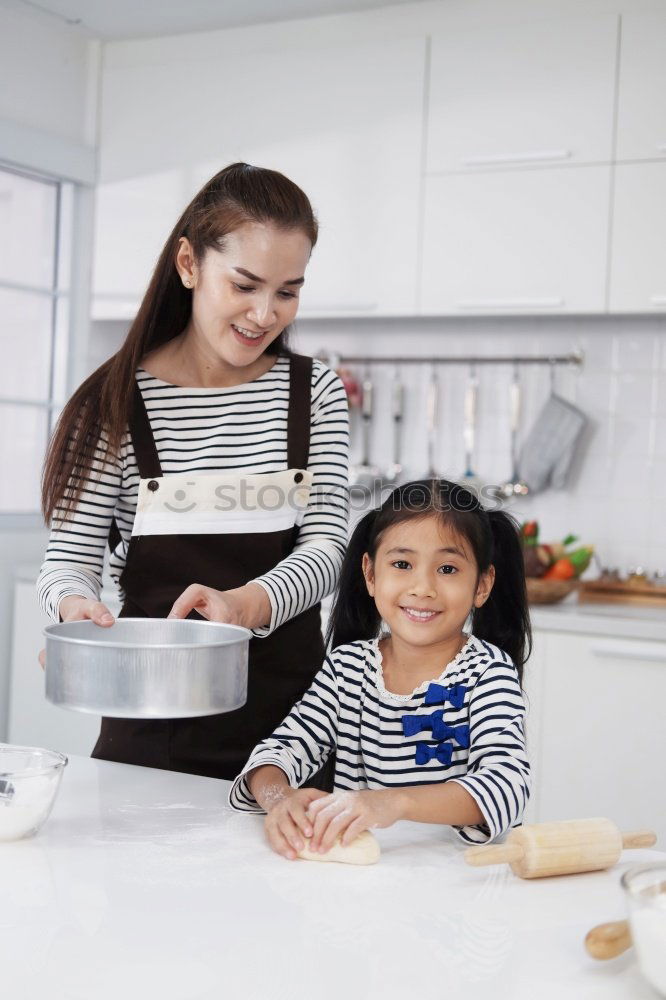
[{"left": 41, "top": 162, "right": 318, "bottom": 525}]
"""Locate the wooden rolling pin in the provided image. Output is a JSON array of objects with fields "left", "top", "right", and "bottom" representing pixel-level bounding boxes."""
[
  {"left": 464, "top": 818, "right": 656, "bottom": 879},
  {"left": 585, "top": 920, "right": 632, "bottom": 960}
]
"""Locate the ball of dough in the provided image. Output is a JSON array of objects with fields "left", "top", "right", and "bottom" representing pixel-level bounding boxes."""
[{"left": 297, "top": 830, "right": 380, "bottom": 865}]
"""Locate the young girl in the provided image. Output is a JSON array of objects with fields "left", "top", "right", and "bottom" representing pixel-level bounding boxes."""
[{"left": 229, "top": 479, "right": 531, "bottom": 857}]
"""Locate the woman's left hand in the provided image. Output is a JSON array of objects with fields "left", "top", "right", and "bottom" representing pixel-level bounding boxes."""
[
  {"left": 306, "top": 789, "right": 405, "bottom": 854},
  {"left": 167, "top": 582, "right": 270, "bottom": 629}
]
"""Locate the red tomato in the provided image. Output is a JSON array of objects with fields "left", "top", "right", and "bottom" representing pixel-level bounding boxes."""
[{"left": 543, "top": 558, "right": 576, "bottom": 580}]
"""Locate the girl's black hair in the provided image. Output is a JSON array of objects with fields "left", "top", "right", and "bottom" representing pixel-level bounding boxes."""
[{"left": 327, "top": 479, "right": 532, "bottom": 683}]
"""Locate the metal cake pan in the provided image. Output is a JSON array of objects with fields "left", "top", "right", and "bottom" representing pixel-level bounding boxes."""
[{"left": 44, "top": 618, "right": 250, "bottom": 719}]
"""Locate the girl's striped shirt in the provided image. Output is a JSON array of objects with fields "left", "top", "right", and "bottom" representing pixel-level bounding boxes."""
[
  {"left": 37, "top": 356, "right": 350, "bottom": 635},
  {"left": 229, "top": 634, "right": 530, "bottom": 844}
]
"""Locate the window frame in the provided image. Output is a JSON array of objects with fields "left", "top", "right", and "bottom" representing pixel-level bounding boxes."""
[{"left": 0, "top": 161, "right": 76, "bottom": 527}]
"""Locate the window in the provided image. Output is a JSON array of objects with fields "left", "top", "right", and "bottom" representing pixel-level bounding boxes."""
[{"left": 0, "top": 165, "right": 72, "bottom": 513}]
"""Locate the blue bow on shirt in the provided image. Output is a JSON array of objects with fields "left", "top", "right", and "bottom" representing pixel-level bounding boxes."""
[
  {"left": 424, "top": 682, "right": 467, "bottom": 709},
  {"left": 415, "top": 742, "right": 454, "bottom": 766},
  {"left": 402, "top": 711, "right": 470, "bottom": 748}
]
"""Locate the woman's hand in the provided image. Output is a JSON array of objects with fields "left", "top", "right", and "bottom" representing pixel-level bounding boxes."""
[
  {"left": 38, "top": 596, "right": 115, "bottom": 669},
  {"left": 264, "top": 787, "right": 329, "bottom": 860},
  {"left": 306, "top": 789, "right": 406, "bottom": 854},
  {"left": 167, "top": 582, "right": 271, "bottom": 630}
]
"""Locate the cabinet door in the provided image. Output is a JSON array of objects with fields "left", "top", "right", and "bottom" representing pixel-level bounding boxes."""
[
  {"left": 427, "top": 15, "right": 618, "bottom": 173},
  {"left": 420, "top": 167, "right": 610, "bottom": 315},
  {"left": 616, "top": 13, "right": 666, "bottom": 162},
  {"left": 92, "top": 171, "right": 188, "bottom": 319},
  {"left": 93, "top": 36, "right": 425, "bottom": 318},
  {"left": 521, "top": 631, "right": 546, "bottom": 825},
  {"left": 536, "top": 631, "right": 666, "bottom": 844},
  {"left": 609, "top": 162, "right": 666, "bottom": 313}
]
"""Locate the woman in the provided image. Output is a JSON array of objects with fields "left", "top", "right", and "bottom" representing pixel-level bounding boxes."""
[{"left": 38, "top": 162, "right": 349, "bottom": 781}]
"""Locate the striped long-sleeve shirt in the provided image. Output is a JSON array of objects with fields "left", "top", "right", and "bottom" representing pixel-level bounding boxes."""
[
  {"left": 229, "top": 634, "right": 530, "bottom": 843},
  {"left": 37, "top": 356, "right": 350, "bottom": 635}
]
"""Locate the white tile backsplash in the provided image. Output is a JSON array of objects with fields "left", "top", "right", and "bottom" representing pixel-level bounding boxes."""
[
  {"left": 294, "top": 314, "right": 666, "bottom": 575},
  {"left": 89, "top": 313, "right": 666, "bottom": 574}
]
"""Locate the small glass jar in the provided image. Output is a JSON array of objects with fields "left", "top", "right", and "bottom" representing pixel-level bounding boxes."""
[{"left": 621, "top": 863, "right": 666, "bottom": 997}]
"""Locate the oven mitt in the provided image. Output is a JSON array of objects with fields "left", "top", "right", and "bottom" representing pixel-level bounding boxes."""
[{"left": 517, "top": 394, "right": 587, "bottom": 494}]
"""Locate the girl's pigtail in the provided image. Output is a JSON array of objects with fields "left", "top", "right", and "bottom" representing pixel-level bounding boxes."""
[
  {"left": 326, "top": 509, "right": 381, "bottom": 650},
  {"left": 472, "top": 509, "right": 532, "bottom": 684}
]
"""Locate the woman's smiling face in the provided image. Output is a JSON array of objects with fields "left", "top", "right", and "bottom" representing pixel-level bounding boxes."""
[
  {"left": 176, "top": 221, "right": 311, "bottom": 369},
  {"left": 362, "top": 514, "right": 495, "bottom": 649}
]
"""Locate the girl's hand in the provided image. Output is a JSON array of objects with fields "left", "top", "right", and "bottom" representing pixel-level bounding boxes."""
[
  {"left": 307, "top": 789, "right": 405, "bottom": 854},
  {"left": 38, "top": 596, "right": 115, "bottom": 669},
  {"left": 264, "top": 787, "right": 329, "bottom": 861},
  {"left": 168, "top": 582, "right": 270, "bottom": 629}
]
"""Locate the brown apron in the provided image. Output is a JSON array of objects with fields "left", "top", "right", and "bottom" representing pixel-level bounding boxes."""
[{"left": 92, "top": 353, "right": 330, "bottom": 783}]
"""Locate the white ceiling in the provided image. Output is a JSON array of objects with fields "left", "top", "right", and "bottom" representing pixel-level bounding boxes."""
[{"left": 11, "top": 0, "right": 421, "bottom": 40}]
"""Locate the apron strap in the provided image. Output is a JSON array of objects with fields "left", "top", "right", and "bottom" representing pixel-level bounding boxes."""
[
  {"left": 129, "top": 382, "right": 163, "bottom": 480},
  {"left": 109, "top": 383, "right": 162, "bottom": 553},
  {"left": 287, "top": 353, "right": 313, "bottom": 470}
]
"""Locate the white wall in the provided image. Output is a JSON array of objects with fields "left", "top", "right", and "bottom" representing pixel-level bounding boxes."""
[
  {"left": 0, "top": 6, "right": 97, "bottom": 147},
  {"left": 0, "top": 6, "right": 100, "bottom": 739}
]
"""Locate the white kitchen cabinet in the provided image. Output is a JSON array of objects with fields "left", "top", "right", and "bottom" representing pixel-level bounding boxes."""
[
  {"left": 426, "top": 15, "right": 618, "bottom": 174},
  {"left": 92, "top": 170, "right": 191, "bottom": 320},
  {"left": 529, "top": 629, "right": 666, "bottom": 844},
  {"left": 609, "top": 162, "right": 666, "bottom": 313},
  {"left": 520, "top": 634, "right": 545, "bottom": 826},
  {"left": 93, "top": 35, "right": 426, "bottom": 318},
  {"left": 420, "top": 166, "right": 611, "bottom": 315},
  {"left": 616, "top": 12, "right": 666, "bottom": 162}
]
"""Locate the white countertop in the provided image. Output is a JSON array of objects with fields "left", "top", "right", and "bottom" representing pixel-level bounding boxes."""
[
  {"left": 530, "top": 598, "right": 666, "bottom": 642},
  {"left": 1, "top": 755, "right": 663, "bottom": 1000}
]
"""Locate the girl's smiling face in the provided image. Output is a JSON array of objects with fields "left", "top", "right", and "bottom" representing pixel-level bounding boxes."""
[{"left": 362, "top": 514, "right": 495, "bottom": 649}]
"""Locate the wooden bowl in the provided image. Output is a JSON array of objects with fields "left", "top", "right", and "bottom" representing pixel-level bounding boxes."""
[{"left": 525, "top": 578, "right": 579, "bottom": 604}]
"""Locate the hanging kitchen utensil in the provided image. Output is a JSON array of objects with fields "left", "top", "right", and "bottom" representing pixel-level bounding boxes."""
[
  {"left": 350, "top": 366, "right": 380, "bottom": 498},
  {"left": 460, "top": 364, "right": 481, "bottom": 491},
  {"left": 492, "top": 364, "right": 529, "bottom": 500},
  {"left": 336, "top": 365, "right": 363, "bottom": 409},
  {"left": 425, "top": 365, "right": 439, "bottom": 478},
  {"left": 383, "top": 366, "right": 404, "bottom": 487},
  {"left": 517, "top": 360, "right": 588, "bottom": 495}
]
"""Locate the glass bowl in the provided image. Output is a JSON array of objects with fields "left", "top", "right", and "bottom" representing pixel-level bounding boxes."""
[
  {"left": 0, "top": 745, "right": 68, "bottom": 842},
  {"left": 621, "top": 862, "right": 666, "bottom": 997}
]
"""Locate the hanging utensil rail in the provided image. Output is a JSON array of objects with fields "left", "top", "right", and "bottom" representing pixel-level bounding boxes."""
[{"left": 317, "top": 350, "right": 583, "bottom": 367}]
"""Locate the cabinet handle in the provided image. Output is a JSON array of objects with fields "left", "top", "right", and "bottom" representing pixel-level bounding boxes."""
[
  {"left": 457, "top": 297, "right": 564, "bottom": 310},
  {"left": 650, "top": 295, "right": 666, "bottom": 307},
  {"left": 462, "top": 149, "right": 572, "bottom": 167},
  {"left": 590, "top": 641, "right": 666, "bottom": 663}
]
